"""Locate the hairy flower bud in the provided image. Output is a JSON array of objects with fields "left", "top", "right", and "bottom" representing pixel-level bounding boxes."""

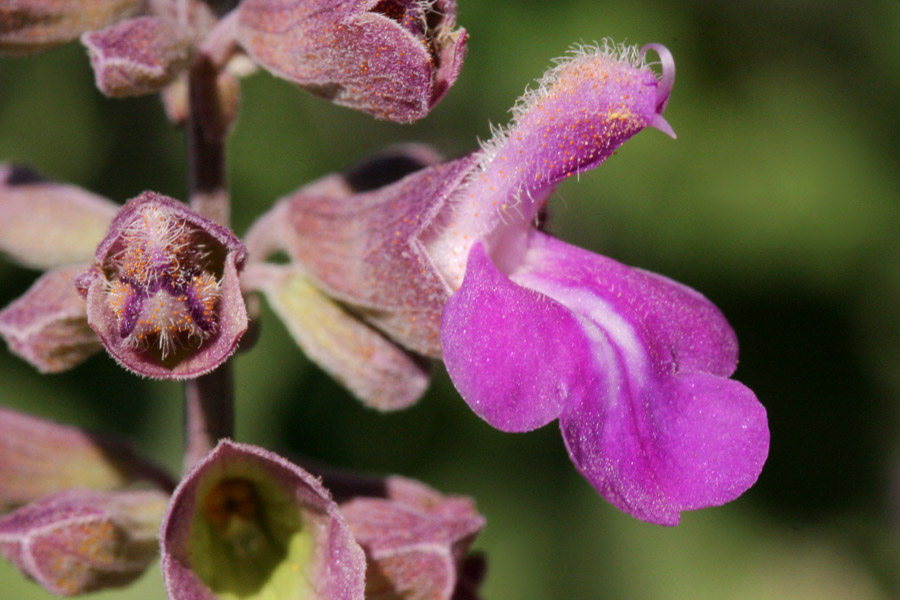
[
  {"left": 0, "top": 407, "right": 174, "bottom": 513},
  {"left": 81, "top": 16, "right": 194, "bottom": 98},
  {"left": 0, "top": 489, "right": 168, "bottom": 595},
  {"left": 340, "top": 477, "right": 485, "bottom": 600},
  {"left": 235, "top": 0, "right": 467, "bottom": 122},
  {"left": 76, "top": 191, "right": 248, "bottom": 379}
]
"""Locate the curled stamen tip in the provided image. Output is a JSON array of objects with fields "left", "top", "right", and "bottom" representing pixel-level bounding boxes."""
[
  {"left": 651, "top": 114, "right": 677, "bottom": 139},
  {"left": 640, "top": 43, "right": 675, "bottom": 113}
]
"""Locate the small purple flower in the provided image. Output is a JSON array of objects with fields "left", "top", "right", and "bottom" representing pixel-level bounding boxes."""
[
  {"left": 76, "top": 191, "right": 248, "bottom": 379},
  {"left": 0, "top": 168, "right": 249, "bottom": 378},
  {"left": 0, "top": 0, "right": 144, "bottom": 55},
  {"left": 160, "top": 440, "right": 367, "bottom": 600},
  {"left": 250, "top": 41, "right": 769, "bottom": 524},
  {"left": 0, "top": 406, "right": 175, "bottom": 512}
]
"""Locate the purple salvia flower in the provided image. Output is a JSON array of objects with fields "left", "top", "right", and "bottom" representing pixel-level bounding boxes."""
[
  {"left": 235, "top": 0, "right": 467, "bottom": 122},
  {"left": 0, "top": 488, "right": 169, "bottom": 595},
  {"left": 160, "top": 440, "right": 366, "bottom": 600},
  {"left": 251, "top": 41, "right": 769, "bottom": 524},
  {"left": 76, "top": 191, "right": 248, "bottom": 379},
  {"left": 340, "top": 476, "right": 485, "bottom": 600}
]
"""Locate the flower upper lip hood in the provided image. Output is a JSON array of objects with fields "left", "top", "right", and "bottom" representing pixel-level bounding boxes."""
[{"left": 248, "top": 41, "right": 769, "bottom": 524}]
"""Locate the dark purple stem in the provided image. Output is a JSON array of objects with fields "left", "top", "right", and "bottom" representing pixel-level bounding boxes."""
[{"left": 182, "top": 51, "right": 235, "bottom": 473}]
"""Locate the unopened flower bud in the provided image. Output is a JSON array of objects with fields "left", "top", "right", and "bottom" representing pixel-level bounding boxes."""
[
  {"left": 235, "top": 0, "right": 467, "bottom": 122},
  {"left": 0, "top": 489, "right": 169, "bottom": 595},
  {"left": 0, "top": 407, "right": 174, "bottom": 512},
  {"left": 81, "top": 16, "right": 194, "bottom": 98}
]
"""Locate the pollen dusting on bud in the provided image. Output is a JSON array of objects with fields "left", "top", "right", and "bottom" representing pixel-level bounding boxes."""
[
  {"left": 101, "top": 203, "right": 224, "bottom": 363},
  {"left": 78, "top": 191, "right": 247, "bottom": 379}
]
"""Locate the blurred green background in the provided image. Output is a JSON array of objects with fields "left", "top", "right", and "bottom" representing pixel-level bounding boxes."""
[{"left": 2, "top": 0, "right": 900, "bottom": 598}]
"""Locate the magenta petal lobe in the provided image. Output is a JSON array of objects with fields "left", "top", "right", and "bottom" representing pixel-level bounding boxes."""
[
  {"left": 561, "top": 373, "right": 768, "bottom": 525},
  {"left": 441, "top": 242, "right": 591, "bottom": 432}
]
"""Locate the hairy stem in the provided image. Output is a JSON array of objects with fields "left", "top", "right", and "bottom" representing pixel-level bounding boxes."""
[{"left": 183, "top": 53, "right": 235, "bottom": 473}]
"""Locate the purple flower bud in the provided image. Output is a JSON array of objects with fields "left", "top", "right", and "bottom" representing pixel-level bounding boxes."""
[
  {"left": 160, "top": 440, "right": 366, "bottom": 600},
  {"left": 0, "top": 0, "right": 143, "bottom": 55},
  {"left": 0, "top": 489, "right": 169, "bottom": 595},
  {"left": 0, "top": 265, "right": 102, "bottom": 373},
  {"left": 81, "top": 16, "right": 194, "bottom": 98},
  {"left": 76, "top": 191, "right": 248, "bottom": 379},
  {"left": 0, "top": 164, "right": 118, "bottom": 270},
  {"left": 0, "top": 407, "right": 174, "bottom": 512},
  {"left": 340, "top": 477, "right": 485, "bottom": 600},
  {"left": 235, "top": 0, "right": 467, "bottom": 122}
]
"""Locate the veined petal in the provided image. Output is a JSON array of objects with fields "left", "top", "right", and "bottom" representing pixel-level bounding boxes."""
[
  {"left": 0, "top": 0, "right": 143, "bottom": 55},
  {"left": 0, "top": 164, "right": 118, "bottom": 270},
  {"left": 511, "top": 233, "right": 768, "bottom": 525},
  {"left": 0, "top": 489, "right": 169, "bottom": 595},
  {"left": 441, "top": 242, "right": 593, "bottom": 432},
  {"left": 267, "top": 152, "right": 476, "bottom": 357},
  {"left": 81, "top": 16, "right": 194, "bottom": 98},
  {"left": 0, "top": 407, "right": 174, "bottom": 513},
  {"left": 235, "top": 0, "right": 466, "bottom": 122},
  {"left": 0, "top": 265, "right": 101, "bottom": 373},
  {"left": 242, "top": 263, "right": 430, "bottom": 411},
  {"left": 161, "top": 440, "right": 366, "bottom": 600}
]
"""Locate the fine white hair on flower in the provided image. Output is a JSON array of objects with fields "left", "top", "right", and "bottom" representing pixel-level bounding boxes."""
[{"left": 474, "top": 39, "right": 649, "bottom": 174}]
